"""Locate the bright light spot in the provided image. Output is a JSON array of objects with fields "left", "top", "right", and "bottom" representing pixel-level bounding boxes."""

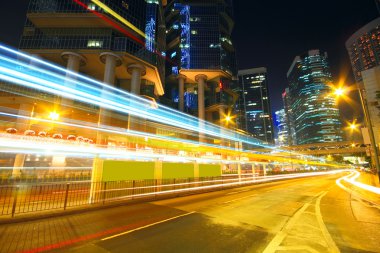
[
  {"left": 334, "top": 87, "right": 345, "bottom": 97},
  {"left": 49, "top": 112, "right": 59, "bottom": 121}
]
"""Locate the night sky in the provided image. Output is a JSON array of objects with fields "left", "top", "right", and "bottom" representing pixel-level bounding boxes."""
[{"left": 0, "top": 0, "right": 379, "bottom": 124}]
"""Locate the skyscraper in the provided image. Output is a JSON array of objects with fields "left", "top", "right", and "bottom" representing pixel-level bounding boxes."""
[
  {"left": 286, "top": 50, "right": 343, "bottom": 145},
  {"left": 164, "top": 0, "right": 238, "bottom": 126},
  {"left": 345, "top": 17, "right": 380, "bottom": 82},
  {"left": 282, "top": 88, "right": 296, "bottom": 145},
  {"left": 274, "top": 109, "right": 288, "bottom": 146},
  {"left": 238, "top": 68, "right": 274, "bottom": 143}
]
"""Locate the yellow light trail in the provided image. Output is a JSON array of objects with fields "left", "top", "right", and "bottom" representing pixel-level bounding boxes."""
[{"left": 91, "top": 0, "right": 146, "bottom": 38}]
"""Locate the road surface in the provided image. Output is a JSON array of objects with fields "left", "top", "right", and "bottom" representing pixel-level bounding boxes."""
[{"left": 0, "top": 172, "right": 379, "bottom": 253}]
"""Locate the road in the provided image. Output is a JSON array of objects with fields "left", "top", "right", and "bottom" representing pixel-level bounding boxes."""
[{"left": 0, "top": 172, "right": 379, "bottom": 253}]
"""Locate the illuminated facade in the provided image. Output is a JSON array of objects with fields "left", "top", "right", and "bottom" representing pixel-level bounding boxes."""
[
  {"left": 164, "top": 0, "right": 238, "bottom": 126},
  {"left": 18, "top": 0, "right": 166, "bottom": 97},
  {"left": 346, "top": 17, "right": 380, "bottom": 82},
  {"left": 274, "top": 109, "right": 288, "bottom": 146},
  {"left": 282, "top": 88, "right": 296, "bottom": 145},
  {"left": 287, "top": 50, "right": 343, "bottom": 145},
  {"left": 238, "top": 68, "right": 274, "bottom": 143}
]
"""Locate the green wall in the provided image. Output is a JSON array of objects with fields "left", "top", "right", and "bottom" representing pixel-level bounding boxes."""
[
  {"left": 162, "top": 162, "right": 194, "bottom": 179},
  {"left": 102, "top": 161, "right": 155, "bottom": 181},
  {"left": 199, "top": 164, "right": 221, "bottom": 177}
]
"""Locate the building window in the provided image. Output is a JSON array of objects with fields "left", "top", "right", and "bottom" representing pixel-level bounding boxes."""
[
  {"left": 88, "top": 3, "right": 97, "bottom": 10},
  {"left": 191, "top": 30, "right": 198, "bottom": 35},
  {"left": 87, "top": 40, "right": 103, "bottom": 48}
]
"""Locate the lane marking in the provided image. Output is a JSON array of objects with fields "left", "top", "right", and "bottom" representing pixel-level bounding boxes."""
[
  {"left": 101, "top": 211, "right": 195, "bottom": 241},
  {"left": 315, "top": 192, "right": 340, "bottom": 253},
  {"left": 262, "top": 191, "right": 337, "bottom": 253},
  {"left": 226, "top": 189, "right": 251, "bottom": 195},
  {"left": 223, "top": 194, "right": 257, "bottom": 204}
]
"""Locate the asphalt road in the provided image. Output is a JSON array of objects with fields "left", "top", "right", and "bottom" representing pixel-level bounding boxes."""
[{"left": 1, "top": 172, "right": 379, "bottom": 253}]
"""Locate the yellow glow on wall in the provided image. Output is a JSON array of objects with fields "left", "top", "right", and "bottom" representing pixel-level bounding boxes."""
[{"left": 91, "top": 0, "right": 146, "bottom": 38}]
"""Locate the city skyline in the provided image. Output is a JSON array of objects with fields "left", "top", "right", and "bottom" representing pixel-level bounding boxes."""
[{"left": 0, "top": 1, "right": 379, "bottom": 120}]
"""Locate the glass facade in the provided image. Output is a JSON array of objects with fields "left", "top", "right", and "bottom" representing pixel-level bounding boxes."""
[
  {"left": 346, "top": 18, "right": 380, "bottom": 82},
  {"left": 238, "top": 68, "right": 274, "bottom": 143},
  {"left": 287, "top": 50, "right": 343, "bottom": 145},
  {"left": 165, "top": 0, "right": 237, "bottom": 76},
  {"left": 274, "top": 109, "right": 288, "bottom": 146}
]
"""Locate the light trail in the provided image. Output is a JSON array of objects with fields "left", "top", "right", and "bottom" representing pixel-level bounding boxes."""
[
  {"left": 341, "top": 170, "right": 380, "bottom": 194},
  {"left": 105, "top": 170, "right": 347, "bottom": 202},
  {"left": 0, "top": 110, "right": 319, "bottom": 166},
  {"left": 0, "top": 45, "right": 272, "bottom": 149},
  {"left": 0, "top": 44, "right": 332, "bottom": 164}
]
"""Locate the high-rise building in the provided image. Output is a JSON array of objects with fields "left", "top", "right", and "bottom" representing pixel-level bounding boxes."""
[
  {"left": 163, "top": 0, "right": 238, "bottom": 127},
  {"left": 346, "top": 18, "right": 380, "bottom": 143},
  {"left": 238, "top": 68, "right": 274, "bottom": 143},
  {"left": 18, "top": 0, "right": 166, "bottom": 98},
  {"left": 274, "top": 109, "right": 288, "bottom": 146},
  {"left": 345, "top": 17, "right": 380, "bottom": 82},
  {"left": 287, "top": 49, "right": 343, "bottom": 145},
  {"left": 282, "top": 88, "right": 296, "bottom": 145}
]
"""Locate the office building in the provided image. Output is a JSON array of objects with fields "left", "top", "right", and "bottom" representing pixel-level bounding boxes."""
[
  {"left": 274, "top": 109, "right": 288, "bottom": 146},
  {"left": 287, "top": 50, "right": 343, "bottom": 145},
  {"left": 282, "top": 88, "right": 296, "bottom": 145},
  {"left": 164, "top": 0, "right": 238, "bottom": 127},
  {"left": 346, "top": 17, "right": 380, "bottom": 82},
  {"left": 238, "top": 68, "right": 274, "bottom": 143}
]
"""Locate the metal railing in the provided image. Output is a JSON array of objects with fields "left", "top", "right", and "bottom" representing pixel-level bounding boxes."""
[
  {"left": 0, "top": 171, "right": 335, "bottom": 218},
  {"left": 0, "top": 174, "right": 259, "bottom": 218}
]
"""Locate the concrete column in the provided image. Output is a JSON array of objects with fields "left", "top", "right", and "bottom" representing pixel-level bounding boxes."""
[
  {"left": 177, "top": 74, "right": 187, "bottom": 111},
  {"left": 237, "top": 163, "right": 242, "bottom": 182},
  {"left": 96, "top": 53, "right": 123, "bottom": 145},
  {"left": 60, "top": 52, "right": 86, "bottom": 107},
  {"left": 263, "top": 164, "right": 267, "bottom": 176},
  {"left": 195, "top": 74, "right": 207, "bottom": 120},
  {"left": 195, "top": 74, "right": 207, "bottom": 143},
  {"left": 127, "top": 63, "right": 146, "bottom": 95},
  {"left": 251, "top": 164, "right": 255, "bottom": 179},
  {"left": 194, "top": 161, "right": 200, "bottom": 179},
  {"left": 154, "top": 159, "right": 163, "bottom": 192},
  {"left": 89, "top": 157, "right": 104, "bottom": 203}
]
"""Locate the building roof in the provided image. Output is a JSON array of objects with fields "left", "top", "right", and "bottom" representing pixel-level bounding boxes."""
[{"left": 345, "top": 17, "right": 380, "bottom": 48}]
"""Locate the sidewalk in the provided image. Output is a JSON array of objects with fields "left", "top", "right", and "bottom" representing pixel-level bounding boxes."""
[{"left": 357, "top": 172, "right": 380, "bottom": 188}]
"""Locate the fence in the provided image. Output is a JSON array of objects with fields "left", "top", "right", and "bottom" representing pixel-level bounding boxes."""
[{"left": 0, "top": 174, "right": 264, "bottom": 218}]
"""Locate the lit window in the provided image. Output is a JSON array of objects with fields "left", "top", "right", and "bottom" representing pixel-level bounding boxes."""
[
  {"left": 87, "top": 40, "right": 103, "bottom": 48},
  {"left": 88, "top": 3, "right": 97, "bottom": 10},
  {"left": 191, "top": 30, "right": 198, "bottom": 35}
]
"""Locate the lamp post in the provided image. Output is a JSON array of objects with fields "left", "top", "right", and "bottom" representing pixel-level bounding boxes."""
[{"left": 334, "top": 86, "right": 380, "bottom": 181}]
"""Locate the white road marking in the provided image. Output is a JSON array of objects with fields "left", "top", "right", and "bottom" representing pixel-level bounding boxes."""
[
  {"left": 262, "top": 191, "right": 339, "bottom": 253},
  {"left": 101, "top": 211, "right": 195, "bottom": 241},
  {"left": 226, "top": 189, "right": 251, "bottom": 195},
  {"left": 222, "top": 194, "right": 257, "bottom": 204}
]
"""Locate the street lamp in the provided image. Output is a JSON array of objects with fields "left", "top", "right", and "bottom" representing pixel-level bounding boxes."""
[{"left": 333, "top": 84, "right": 380, "bottom": 181}]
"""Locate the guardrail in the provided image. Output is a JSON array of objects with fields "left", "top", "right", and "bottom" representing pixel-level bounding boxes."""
[{"left": 0, "top": 170, "right": 343, "bottom": 218}]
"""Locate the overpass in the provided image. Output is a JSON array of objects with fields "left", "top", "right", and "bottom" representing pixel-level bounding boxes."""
[{"left": 286, "top": 141, "right": 368, "bottom": 155}]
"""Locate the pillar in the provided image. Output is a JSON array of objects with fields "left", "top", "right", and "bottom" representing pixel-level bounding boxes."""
[
  {"left": 154, "top": 159, "right": 163, "bottom": 192},
  {"left": 96, "top": 52, "right": 123, "bottom": 145},
  {"left": 127, "top": 64, "right": 147, "bottom": 148},
  {"left": 60, "top": 52, "right": 86, "bottom": 108},
  {"left": 195, "top": 74, "right": 207, "bottom": 144},
  {"left": 177, "top": 74, "right": 187, "bottom": 111},
  {"left": 263, "top": 163, "right": 267, "bottom": 176},
  {"left": 251, "top": 164, "right": 255, "bottom": 178},
  {"left": 91, "top": 53, "right": 123, "bottom": 201},
  {"left": 195, "top": 74, "right": 207, "bottom": 120},
  {"left": 127, "top": 63, "right": 146, "bottom": 95}
]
